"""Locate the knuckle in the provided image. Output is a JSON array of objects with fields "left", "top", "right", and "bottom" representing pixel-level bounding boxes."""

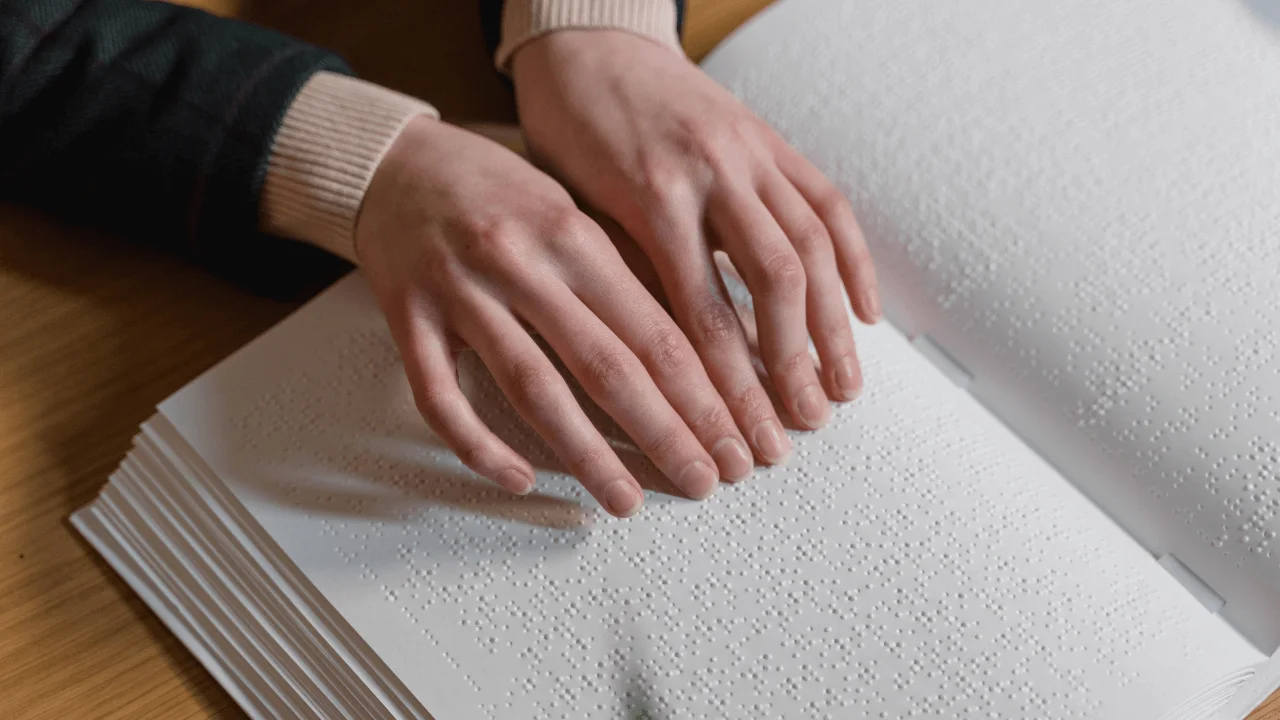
[
  {"left": 697, "top": 138, "right": 735, "bottom": 173},
  {"left": 568, "top": 446, "right": 611, "bottom": 477},
  {"left": 413, "top": 383, "right": 448, "bottom": 422},
  {"left": 544, "top": 206, "right": 598, "bottom": 247},
  {"left": 454, "top": 440, "right": 486, "bottom": 470},
  {"left": 581, "top": 348, "right": 636, "bottom": 395},
  {"left": 816, "top": 319, "right": 854, "bottom": 348},
  {"left": 645, "top": 326, "right": 692, "bottom": 376},
  {"left": 726, "top": 113, "right": 754, "bottom": 136},
  {"left": 504, "top": 357, "right": 557, "bottom": 408},
  {"left": 642, "top": 425, "right": 686, "bottom": 461},
  {"left": 635, "top": 159, "right": 685, "bottom": 202},
  {"left": 691, "top": 403, "right": 732, "bottom": 435},
  {"left": 683, "top": 123, "right": 735, "bottom": 171},
  {"left": 790, "top": 219, "right": 831, "bottom": 256},
  {"left": 815, "top": 187, "right": 853, "bottom": 221},
  {"left": 778, "top": 350, "right": 813, "bottom": 377},
  {"left": 691, "top": 301, "right": 742, "bottom": 345},
  {"left": 726, "top": 114, "right": 765, "bottom": 149},
  {"left": 732, "top": 385, "right": 774, "bottom": 422},
  {"left": 709, "top": 116, "right": 769, "bottom": 166},
  {"left": 463, "top": 220, "right": 523, "bottom": 269},
  {"left": 759, "top": 252, "right": 807, "bottom": 297}
]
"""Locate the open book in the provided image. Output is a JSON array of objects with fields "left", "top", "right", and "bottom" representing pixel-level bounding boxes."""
[{"left": 72, "top": 0, "right": 1280, "bottom": 717}]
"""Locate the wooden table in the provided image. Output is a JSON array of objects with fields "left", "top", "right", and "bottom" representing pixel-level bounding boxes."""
[{"left": 0, "top": 1, "right": 1273, "bottom": 718}]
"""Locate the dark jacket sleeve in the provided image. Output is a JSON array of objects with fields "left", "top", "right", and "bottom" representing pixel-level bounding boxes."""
[
  {"left": 0, "top": 0, "right": 353, "bottom": 294},
  {"left": 477, "top": 0, "right": 687, "bottom": 67}
]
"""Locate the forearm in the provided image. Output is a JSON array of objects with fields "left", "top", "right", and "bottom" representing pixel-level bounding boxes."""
[{"left": 0, "top": 0, "right": 344, "bottom": 273}]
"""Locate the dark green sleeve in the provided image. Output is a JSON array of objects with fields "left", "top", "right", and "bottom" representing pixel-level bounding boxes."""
[{"left": 0, "top": 0, "right": 353, "bottom": 295}]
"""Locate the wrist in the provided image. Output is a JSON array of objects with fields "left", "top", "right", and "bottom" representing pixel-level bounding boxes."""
[
  {"left": 352, "top": 113, "right": 447, "bottom": 266},
  {"left": 260, "top": 72, "right": 439, "bottom": 264}
]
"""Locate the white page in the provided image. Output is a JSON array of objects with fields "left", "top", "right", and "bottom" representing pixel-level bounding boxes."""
[
  {"left": 158, "top": 275, "right": 1257, "bottom": 718},
  {"left": 701, "top": 0, "right": 1280, "bottom": 649}
]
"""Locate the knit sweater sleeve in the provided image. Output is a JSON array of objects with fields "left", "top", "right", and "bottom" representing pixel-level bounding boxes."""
[
  {"left": 480, "top": 0, "right": 687, "bottom": 70},
  {"left": 495, "top": 0, "right": 685, "bottom": 69},
  {"left": 259, "top": 73, "right": 438, "bottom": 264},
  {"left": 0, "top": 0, "right": 358, "bottom": 293}
]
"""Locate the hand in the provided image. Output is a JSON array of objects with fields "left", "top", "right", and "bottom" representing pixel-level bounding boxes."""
[
  {"left": 511, "top": 30, "right": 881, "bottom": 466},
  {"left": 356, "top": 117, "right": 755, "bottom": 517}
]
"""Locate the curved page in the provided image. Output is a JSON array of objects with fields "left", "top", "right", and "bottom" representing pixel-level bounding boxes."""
[
  {"left": 702, "top": 0, "right": 1280, "bottom": 648},
  {"left": 159, "top": 276, "right": 1256, "bottom": 719}
]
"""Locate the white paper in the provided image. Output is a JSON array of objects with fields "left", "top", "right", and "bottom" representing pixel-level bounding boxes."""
[
  {"left": 702, "top": 0, "right": 1280, "bottom": 649},
  {"left": 155, "top": 275, "right": 1258, "bottom": 719}
]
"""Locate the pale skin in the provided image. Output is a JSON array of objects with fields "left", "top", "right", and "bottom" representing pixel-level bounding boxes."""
[{"left": 356, "top": 29, "right": 880, "bottom": 518}]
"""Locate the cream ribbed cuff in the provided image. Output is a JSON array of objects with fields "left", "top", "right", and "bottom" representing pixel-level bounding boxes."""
[
  {"left": 496, "top": 0, "right": 682, "bottom": 71},
  {"left": 260, "top": 72, "right": 439, "bottom": 264}
]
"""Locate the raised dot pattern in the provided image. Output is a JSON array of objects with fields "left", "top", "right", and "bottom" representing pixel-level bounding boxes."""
[
  {"left": 159, "top": 277, "right": 1257, "bottom": 719},
  {"left": 702, "top": 0, "right": 1280, "bottom": 649}
]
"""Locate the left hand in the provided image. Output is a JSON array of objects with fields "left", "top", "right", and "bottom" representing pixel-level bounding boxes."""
[{"left": 511, "top": 30, "right": 881, "bottom": 467}]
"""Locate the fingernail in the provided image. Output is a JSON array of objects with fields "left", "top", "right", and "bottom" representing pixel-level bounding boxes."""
[
  {"left": 711, "top": 437, "right": 754, "bottom": 482},
  {"left": 796, "top": 385, "right": 831, "bottom": 428},
  {"left": 864, "top": 287, "right": 882, "bottom": 322},
  {"left": 497, "top": 468, "right": 534, "bottom": 495},
  {"left": 678, "top": 461, "right": 718, "bottom": 500},
  {"left": 834, "top": 356, "right": 862, "bottom": 401},
  {"left": 752, "top": 419, "right": 792, "bottom": 465},
  {"left": 604, "top": 479, "right": 643, "bottom": 517}
]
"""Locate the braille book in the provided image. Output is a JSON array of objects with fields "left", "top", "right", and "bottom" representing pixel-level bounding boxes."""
[{"left": 73, "top": 0, "right": 1280, "bottom": 717}]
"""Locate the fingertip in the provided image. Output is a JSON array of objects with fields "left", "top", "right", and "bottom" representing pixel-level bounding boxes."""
[
  {"left": 495, "top": 466, "right": 536, "bottom": 495},
  {"left": 604, "top": 479, "right": 644, "bottom": 518},
  {"left": 711, "top": 437, "right": 754, "bottom": 482},
  {"left": 795, "top": 384, "right": 831, "bottom": 429},
  {"left": 855, "top": 271, "right": 882, "bottom": 324},
  {"left": 751, "top": 418, "right": 793, "bottom": 465},
  {"left": 678, "top": 460, "right": 719, "bottom": 500},
  {"left": 859, "top": 294, "right": 882, "bottom": 325},
  {"left": 829, "top": 354, "right": 863, "bottom": 402}
]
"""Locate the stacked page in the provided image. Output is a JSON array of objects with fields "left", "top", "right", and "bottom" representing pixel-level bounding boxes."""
[{"left": 73, "top": 0, "right": 1280, "bottom": 717}]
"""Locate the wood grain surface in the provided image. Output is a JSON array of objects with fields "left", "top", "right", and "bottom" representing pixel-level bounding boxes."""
[{"left": 0, "top": 1, "right": 1272, "bottom": 719}]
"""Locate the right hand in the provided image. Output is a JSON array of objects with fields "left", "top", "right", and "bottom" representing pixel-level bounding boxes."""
[
  {"left": 355, "top": 117, "right": 755, "bottom": 517},
  {"left": 511, "top": 31, "right": 882, "bottom": 465}
]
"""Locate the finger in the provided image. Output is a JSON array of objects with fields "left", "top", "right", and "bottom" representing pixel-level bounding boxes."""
[
  {"left": 385, "top": 306, "right": 536, "bottom": 494},
  {"left": 759, "top": 174, "right": 864, "bottom": 402},
  {"left": 584, "top": 208, "right": 668, "bottom": 304},
  {"left": 569, "top": 243, "right": 754, "bottom": 482},
  {"left": 454, "top": 293, "right": 645, "bottom": 517},
  {"left": 632, "top": 206, "right": 793, "bottom": 466},
  {"left": 511, "top": 276, "right": 722, "bottom": 500},
  {"left": 710, "top": 184, "right": 832, "bottom": 431},
  {"left": 712, "top": 253, "right": 763, "bottom": 351},
  {"left": 775, "top": 144, "right": 881, "bottom": 324},
  {"left": 713, "top": 250, "right": 745, "bottom": 287}
]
